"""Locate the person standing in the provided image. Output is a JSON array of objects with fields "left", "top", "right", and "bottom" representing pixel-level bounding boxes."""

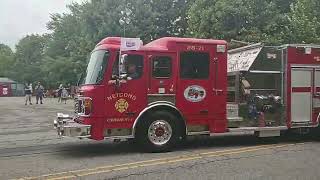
[
  {"left": 66, "top": 83, "right": 71, "bottom": 95},
  {"left": 24, "top": 83, "right": 32, "bottom": 105},
  {"left": 35, "top": 81, "right": 44, "bottom": 104},
  {"left": 57, "top": 84, "right": 63, "bottom": 102},
  {"left": 61, "top": 87, "right": 69, "bottom": 104}
]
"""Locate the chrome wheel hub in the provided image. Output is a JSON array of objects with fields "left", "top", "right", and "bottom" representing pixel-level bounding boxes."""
[{"left": 148, "top": 120, "right": 172, "bottom": 146}]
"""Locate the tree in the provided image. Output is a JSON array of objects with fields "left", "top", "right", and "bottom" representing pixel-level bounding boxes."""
[
  {"left": 11, "top": 34, "right": 48, "bottom": 84},
  {"left": 42, "top": 0, "right": 192, "bottom": 87},
  {"left": 284, "top": 0, "right": 320, "bottom": 43},
  {"left": 41, "top": 56, "right": 82, "bottom": 88},
  {"left": 0, "top": 44, "right": 14, "bottom": 77},
  {"left": 273, "top": 0, "right": 296, "bottom": 13},
  {"left": 6, "top": 0, "right": 320, "bottom": 88},
  {"left": 187, "top": 0, "right": 289, "bottom": 44},
  {"left": 127, "top": 0, "right": 192, "bottom": 42}
]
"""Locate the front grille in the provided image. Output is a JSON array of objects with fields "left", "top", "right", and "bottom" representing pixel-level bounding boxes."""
[{"left": 74, "top": 98, "right": 84, "bottom": 115}]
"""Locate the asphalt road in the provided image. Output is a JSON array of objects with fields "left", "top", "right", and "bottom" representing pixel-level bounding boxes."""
[{"left": 0, "top": 97, "right": 319, "bottom": 180}]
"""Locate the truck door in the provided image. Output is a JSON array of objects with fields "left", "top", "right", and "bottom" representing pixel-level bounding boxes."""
[
  {"left": 106, "top": 52, "right": 147, "bottom": 127},
  {"left": 148, "top": 52, "right": 176, "bottom": 96},
  {"left": 176, "top": 48, "right": 213, "bottom": 128}
]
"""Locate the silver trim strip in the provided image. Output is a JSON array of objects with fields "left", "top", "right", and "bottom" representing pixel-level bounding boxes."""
[
  {"left": 228, "top": 126, "right": 288, "bottom": 132},
  {"left": 62, "top": 135, "right": 91, "bottom": 138},
  {"left": 104, "top": 135, "right": 134, "bottom": 139},
  {"left": 187, "top": 131, "right": 210, "bottom": 136},
  {"left": 148, "top": 100, "right": 175, "bottom": 106},
  {"left": 291, "top": 65, "right": 320, "bottom": 68},
  {"left": 249, "top": 70, "right": 281, "bottom": 74},
  {"left": 211, "top": 131, "right": 254, "bottom": 137},
  {"left": 281, "top": 44, "right": 320, "bottom": 49},
  {"left": 291, "top": 124, "right": 318, "bottom": 128}
]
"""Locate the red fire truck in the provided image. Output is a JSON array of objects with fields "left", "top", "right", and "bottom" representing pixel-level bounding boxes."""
[{"left": 54, "top": 37, "right": 320, "bottom": 151}]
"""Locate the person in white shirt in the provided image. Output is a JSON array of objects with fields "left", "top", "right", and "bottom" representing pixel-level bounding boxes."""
[{"left": 61, "top": 88, "right": 69, "bottom": 104}]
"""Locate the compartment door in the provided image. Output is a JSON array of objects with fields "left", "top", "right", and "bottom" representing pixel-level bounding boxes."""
[{"left": 291, "top": 68, "right": 313, "bottom": 123}]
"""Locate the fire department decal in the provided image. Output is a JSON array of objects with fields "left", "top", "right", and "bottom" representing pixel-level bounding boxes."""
[
  {"left": 184, "top": 85, "right": 206, "bottom": 102},
  {"left": 115, "top": 98, "right": 129, "bottom": 113}
]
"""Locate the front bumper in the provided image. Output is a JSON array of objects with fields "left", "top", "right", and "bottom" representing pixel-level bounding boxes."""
[{"left": 53, "top": 113, "right": 91, "bottom": 138}]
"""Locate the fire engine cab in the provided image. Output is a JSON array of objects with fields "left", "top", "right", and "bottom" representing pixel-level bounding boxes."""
[{"left": 54, "top": 37, "right": 320, "bottom": 152}]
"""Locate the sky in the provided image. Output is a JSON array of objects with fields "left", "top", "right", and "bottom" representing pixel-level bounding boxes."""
[{"left": 0, "top": 0, "right": 87, "bottom": 49}]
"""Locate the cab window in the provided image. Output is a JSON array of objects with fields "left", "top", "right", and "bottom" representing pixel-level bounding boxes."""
[
  {"left": 180, "top": 52, "right": 209, "bottom": 79},
  {"left": 112, "top": 54, "right": 143, "bottom": 80},
  {"left": 152, "top": 56, "right": 172, "bottom": 78},
  {"left": 83, "top": 50, "right": 109, "bottom": 85}
]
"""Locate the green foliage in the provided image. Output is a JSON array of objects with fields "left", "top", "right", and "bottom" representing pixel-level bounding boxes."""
[
  {"left": 284, "top": 0, "right": 320, "bottom": 43},
  {"left": 0, "top": 44, "right": 14, "bottom": 77},
  {"left": 3, "top": 0, "right": 320, "bottom": 88},
  {"left": 39, "top": 0, "right": 192, "bottom": 88},
  {"left": 10, "top": 34, "right": 48, "bottom": 84},
  {"left": 187, "top": 0, "right": 291, "bottom": 44}
]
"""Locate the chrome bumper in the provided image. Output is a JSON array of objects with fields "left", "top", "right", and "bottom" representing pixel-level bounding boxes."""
[{"left": 54, "top": 113, "right": 91, "bottom": 138}]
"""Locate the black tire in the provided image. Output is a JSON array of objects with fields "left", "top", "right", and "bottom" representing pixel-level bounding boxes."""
[{"left": 135, "top": 111, "right": 181, "bottom": 152}]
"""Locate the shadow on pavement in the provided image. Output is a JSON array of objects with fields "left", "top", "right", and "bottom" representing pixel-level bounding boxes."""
[{"left": 55, "top": 133, "right": 319, "bottom": 158}]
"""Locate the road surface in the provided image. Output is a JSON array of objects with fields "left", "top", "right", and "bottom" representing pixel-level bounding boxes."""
[{"left": 0, "top": 97, "right": 319, "bottom": 180}]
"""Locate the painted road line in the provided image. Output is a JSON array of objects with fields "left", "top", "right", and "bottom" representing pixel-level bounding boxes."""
[
  {"left": 206, "top": 144, "right": 292, "bottom": 158},
  {"left": 21, "top": 157, "right": 173, "bottom": 180},
  {"left": 46, "top": 143, "right": 293, "bottom": 180},
  {"left": 198, "top": 144, "right": 280, "bottom": 156},
  {"left": 21, "top": 144, "right": 289, "bottom": 180},
  {"left": 17, "top": 143, "right": 302, "bottom": 180},
  {"left": 48, "top": 156, "right": 204, "bottom": 180}
]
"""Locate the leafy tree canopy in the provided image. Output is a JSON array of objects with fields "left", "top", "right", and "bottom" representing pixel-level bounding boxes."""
[{"left": 4, "top": 0, "right": 320, "bottom": 88}]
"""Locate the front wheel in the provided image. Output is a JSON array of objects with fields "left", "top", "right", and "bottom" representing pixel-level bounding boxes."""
[{"left": 136, "top": 111, "right": 181, "bottom": 152}]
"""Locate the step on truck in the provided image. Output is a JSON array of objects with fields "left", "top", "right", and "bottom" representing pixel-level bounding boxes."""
[{"left": 54, "top": 37, "right": 320, "bottom": 152}]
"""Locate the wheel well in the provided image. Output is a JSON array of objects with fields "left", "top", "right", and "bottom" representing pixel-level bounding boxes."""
[{"left": 133, "top": 105, "right": 186, "bottom": 137}]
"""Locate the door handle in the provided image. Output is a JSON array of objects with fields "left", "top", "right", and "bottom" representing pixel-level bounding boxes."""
[{"left": 213, "top": 89, "right": 224, "bottom": 95}]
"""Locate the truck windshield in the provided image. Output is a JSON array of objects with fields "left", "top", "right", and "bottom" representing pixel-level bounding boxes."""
[{"left": 83, "top": 50, "right": 109, "bottom": 85}]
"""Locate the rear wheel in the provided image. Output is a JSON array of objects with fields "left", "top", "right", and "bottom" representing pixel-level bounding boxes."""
[{"left": 136, "top": 111, "right": 181, "bottom": 152}]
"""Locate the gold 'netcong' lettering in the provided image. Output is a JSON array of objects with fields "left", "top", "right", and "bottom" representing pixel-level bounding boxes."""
[{"left": 107, "top": 93, "right": 136, "bottom": 101}]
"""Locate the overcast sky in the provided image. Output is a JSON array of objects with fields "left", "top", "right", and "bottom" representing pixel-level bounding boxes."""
[{"left": 0, "top": 0, "right": 87, "bottom": 49}]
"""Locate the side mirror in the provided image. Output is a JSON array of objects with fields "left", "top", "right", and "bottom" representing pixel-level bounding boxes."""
[{"left": 120, "top": 54, "right": 128, "bottom": 69}]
